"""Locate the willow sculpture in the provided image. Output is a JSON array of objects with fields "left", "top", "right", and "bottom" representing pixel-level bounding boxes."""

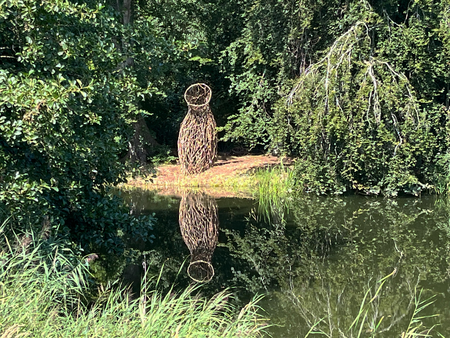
[
  {"left": 179, "top": 191, "right": 219, "bottom": 283},
  {"left": 178, "top": 83, "right": 217, "bottom": 175}
]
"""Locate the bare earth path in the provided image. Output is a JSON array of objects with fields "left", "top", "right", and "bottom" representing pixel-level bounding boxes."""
[{"left": 125, "top": 155, "right": 291, "bottom": 198}]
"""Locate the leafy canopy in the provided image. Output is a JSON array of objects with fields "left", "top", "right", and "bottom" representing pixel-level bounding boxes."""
[{"left": 0, "top": 0, "right": 155, "bottom": 249}]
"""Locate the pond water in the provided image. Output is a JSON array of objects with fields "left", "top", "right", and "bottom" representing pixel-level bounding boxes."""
[{"left": 102, "top": 189, "right": 450, "bottom": 337}]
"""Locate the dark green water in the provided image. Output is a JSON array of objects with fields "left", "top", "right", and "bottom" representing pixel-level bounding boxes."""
[{"left": 99, "top": 190, "right": 450, "bottom": 337}]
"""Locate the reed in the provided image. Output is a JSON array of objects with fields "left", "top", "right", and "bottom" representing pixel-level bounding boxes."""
[
  {"left": 253, "top": 165, "right": 295, "bottom": 222},
  {"left": 0, "top": 231, "right": 267, "bottom": 337}
]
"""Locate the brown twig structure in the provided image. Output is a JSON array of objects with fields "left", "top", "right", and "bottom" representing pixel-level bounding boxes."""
[
  {"left": 178, "top": 83, "right": 217, "bottom": 175},
  {"left": 179, "top": 191, "right": 219, "bottom": 283}
]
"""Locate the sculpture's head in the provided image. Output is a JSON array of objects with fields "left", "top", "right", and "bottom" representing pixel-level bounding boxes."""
[{"left": 184, "top": 83, "right": 212, "bottom": 108}]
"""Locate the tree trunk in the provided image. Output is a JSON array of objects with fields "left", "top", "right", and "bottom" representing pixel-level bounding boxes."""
[
  {"left": 112, "top": 0, "right": 155, "bottom": 165},
  {"left": 124, "top": 114, "right": 159, "bottom": 164}
]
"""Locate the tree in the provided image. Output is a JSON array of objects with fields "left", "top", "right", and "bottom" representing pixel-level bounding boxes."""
[
  {"left": 0, "top": 0, "right": 154, "bottom": 249},
  {"left": 109, "top": 0, "right": 161, "bottom": 164},
  {"left": 220, "top": 0, "right": 450, "bottom": 195}
]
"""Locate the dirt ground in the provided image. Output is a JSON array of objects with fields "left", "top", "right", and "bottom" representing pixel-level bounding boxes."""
[{"left": 124, "top": 154, "right": 292, "bottom": 198}]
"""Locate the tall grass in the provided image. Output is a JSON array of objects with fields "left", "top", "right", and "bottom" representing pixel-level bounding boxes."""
[
  {"left": 253, "top": 165, "right": 295, "bottom": 222},
  {"left": 0, "top": 233, "right": 268, "bottom": 337}
]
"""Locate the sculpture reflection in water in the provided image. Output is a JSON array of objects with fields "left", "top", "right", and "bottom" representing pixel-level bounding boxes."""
[{"left": 179, "top": 191, "right": 219, "bottom": 283}]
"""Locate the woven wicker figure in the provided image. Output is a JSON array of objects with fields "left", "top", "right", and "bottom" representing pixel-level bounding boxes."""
[
  {"left": 178, "top": 83, "right": 217, "bottom": 175},
  {"left": 179, "top": 191, "right": 219, "bottom": 283}
]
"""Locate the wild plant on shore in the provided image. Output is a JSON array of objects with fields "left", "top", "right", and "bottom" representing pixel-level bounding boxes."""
[{"left": 0, "top": 226, "right": 268, "bottom": 338}]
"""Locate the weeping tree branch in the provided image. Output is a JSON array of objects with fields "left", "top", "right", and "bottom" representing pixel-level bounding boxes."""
[{"left": 286, "top": 19, "right": 420, "bottom": 151}]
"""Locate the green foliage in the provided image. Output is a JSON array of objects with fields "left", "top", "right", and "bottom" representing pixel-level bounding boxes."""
[
  {"left": 278, "top": 19, "right": 435, "bottom": 195},
  {"left": 219, "top": 0, "right": 360, "bottom": 150},
  {"left": 219, "top": 0, "right": 289, "bottom": 149},
  {"left": 273, "top": 2, "right": 450, "bottom": 195},
  {"left": 219, "top": 0, "right": 450, "bottom": 195},
  {"left": 0, "top": 0, "right": 158, "bottom": 246},
  {"left": 148, "top": 145, "right": 178, "bottom": 166}
]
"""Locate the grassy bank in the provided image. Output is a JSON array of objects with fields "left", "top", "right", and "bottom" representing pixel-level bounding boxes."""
[
  {"left": 122, "top": 155, "right": 293, "bottom": 198},
  {"left": 0, "top": 237, "right": 267, "bottom": 338},
  {"left": 123, "top": 161, "right": 295, "bottom": 201}
]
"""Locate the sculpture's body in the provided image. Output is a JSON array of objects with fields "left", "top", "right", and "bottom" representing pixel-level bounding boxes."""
[{"left": 178, "top": 83, "right": 217, "bottom": 175}]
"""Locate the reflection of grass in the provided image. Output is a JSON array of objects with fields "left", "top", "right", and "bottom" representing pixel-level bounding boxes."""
[
  {"left": 121, "top": 171, "right": 258, "bottom": 198},
  {"left": 122, "top": 164, "right": 295, "bottom": 222},
  {"left": 304, "top": 271, "right": 440, "bottom": 338},
  {"left": 0, "top": 234, "right": 268, "bottom": 337}
]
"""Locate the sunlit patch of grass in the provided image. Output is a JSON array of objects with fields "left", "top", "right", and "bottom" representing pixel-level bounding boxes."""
[
  {"left": 120, "top": 163, "right": 296, "bottom": 210},
  {"left": 119, "top": 175, "right": 257, "bottom": 199},
  {"left": 0, "top": 227, "right": 268, "bottom": 337},
  {"left": 120, "top": 157, "right": 294, "bottom": 199}
]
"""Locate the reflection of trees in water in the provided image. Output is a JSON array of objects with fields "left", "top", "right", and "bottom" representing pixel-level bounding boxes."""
[
  {"left": 224, "top": 196, "right": 450, "bottom": 337},
  {"left": 179, "top": 191, "right": 219, "bottom": 283},
  {"left": 105, "top": 190, "right": 450, "bottom": 335}
]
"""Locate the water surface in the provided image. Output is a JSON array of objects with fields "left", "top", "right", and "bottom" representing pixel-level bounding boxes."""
[{"left": 107, "top": 190, "right": 450, "bottom": 337}]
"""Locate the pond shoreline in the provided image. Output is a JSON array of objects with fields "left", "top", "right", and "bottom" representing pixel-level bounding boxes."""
[{"left": 122, "top": 154, "right": 292, "bottom": 198}]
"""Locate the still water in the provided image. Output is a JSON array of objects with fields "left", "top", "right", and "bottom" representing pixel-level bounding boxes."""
[{"left": 108, "top": 189, "right": 450, "bottom": 337}]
